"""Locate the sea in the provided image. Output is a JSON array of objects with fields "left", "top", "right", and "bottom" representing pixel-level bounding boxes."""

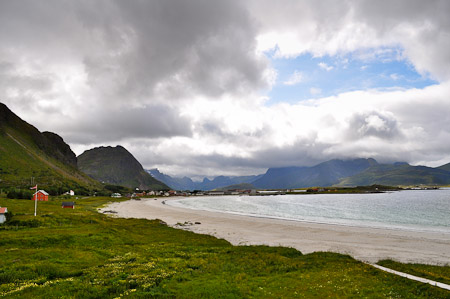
[{"left": 166, "top": 188, "right": 450, "bottom": 234}]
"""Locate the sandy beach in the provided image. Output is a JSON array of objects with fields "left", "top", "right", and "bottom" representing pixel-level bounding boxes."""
[{"left": 100, "top": 198, "right": 450, "bottom": 265}]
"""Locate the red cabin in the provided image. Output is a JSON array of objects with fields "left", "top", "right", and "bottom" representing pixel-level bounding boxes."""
[
  {"left": 32, "top": 190, "right": 49, "bottom": 201},
  {"left": 62, "top": 201, "right": 75, "bottom": 209}
]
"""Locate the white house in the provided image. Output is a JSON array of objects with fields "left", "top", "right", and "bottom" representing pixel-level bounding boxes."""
[
  {"left": 0, "top": 207, "right": 8, "bottom": 224},
  {"left": 63, "top": 190, "right": 75, "bottom": 196}
]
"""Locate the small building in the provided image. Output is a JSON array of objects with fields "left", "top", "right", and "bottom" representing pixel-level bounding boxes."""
[
  {"left": 62, "top": 202, "right": 75, "bottom": 209},
  {"left": 63, "top": 190, "right": 75, "bottom": 196},
  {"left": 111, "top": 193, "right": 121, "bottom": 198},
  {"left": 0, "top": 207, "right": 8, "bottom": 224},
  {"left": 32, "top": 190, "right": 49, "bottom": 201},
  {"left": 208, "top": 191, "right": 225, "bottom": 196}
]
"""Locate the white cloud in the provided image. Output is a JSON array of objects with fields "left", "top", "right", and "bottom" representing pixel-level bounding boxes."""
[
  {"left": 283, "top": 70, "right": 303, "bottom": 85},
  {"left": 390, "top": 73, "right": 401, "bottom": 80},
  {"left": 252, "top": 0, "right": 450, "bottom": 81},
  {"left": 309, "top": 87, "right": 322, "bottom": 95},
  {"left": 318, "top": 62, "right": 334, "bottom": 71}
]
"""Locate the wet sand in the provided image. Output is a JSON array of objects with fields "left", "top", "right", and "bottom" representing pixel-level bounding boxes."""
[{"left": 99, "top": 198, "right": 450, "bottom": 265}]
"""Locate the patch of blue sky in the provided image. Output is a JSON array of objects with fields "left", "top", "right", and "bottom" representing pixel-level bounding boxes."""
[{"left": 264, "top": 47, "right": 438, "bottom": 105}]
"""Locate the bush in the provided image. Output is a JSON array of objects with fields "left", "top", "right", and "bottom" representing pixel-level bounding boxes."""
[
  {"left": 5, "top": 211, "right": 13, "bottom": 222},
  {"left": 7, "top": 189, "right": 34, "bottom": 199},
  {"left": 7, "top": 219, "right": 41, "bottom": 228}
]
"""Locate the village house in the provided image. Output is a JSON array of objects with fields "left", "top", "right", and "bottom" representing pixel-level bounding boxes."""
[
  {"left": 61, "top": 202, "right": 75, "bottom": 209},
  {"left": 32, "top": 190, "right": 49, "bottom": 201},
  {"left": 63, "top": 190, "right": 75, "bottom": 196},
  {"left": 0, "top": 207, "right": 8, "bottom": 224}
]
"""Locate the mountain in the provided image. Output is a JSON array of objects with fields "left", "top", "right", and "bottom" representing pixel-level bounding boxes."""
[
  {"left": 252, "top": 158, "right": 378, "bottom": 189},
  {"left": 437, "top": 162, "right": 450, "bottom": 172},
  {"left": 148, "top": 169, "right": 197, "bottom": 190},
  {"left": 78, "top": 146, "right": 169, "bottom": 190},
  {"left": 199, "top": 175, "right": 263, "bottom": 191},
  {"left": 0, "top": 102, "right": 101, "bottom": 192},
  {"left": 148, "top": 169, "right": 263, "bottom": 191},
  {"left": 214, "top": 183, "right": 256, "bottom": 191},
  {"left": 336, "top": 163, "right": 450, "bottom": 186}
]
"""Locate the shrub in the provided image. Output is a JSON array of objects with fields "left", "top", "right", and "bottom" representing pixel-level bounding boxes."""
[{"left": 7, "top": 189, "right": 34, "bottom": 199}]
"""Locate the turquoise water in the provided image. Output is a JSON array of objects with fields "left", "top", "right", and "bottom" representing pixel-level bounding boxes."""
[{"left": 167, "top": 189, "right": 450, "bottom": 233}]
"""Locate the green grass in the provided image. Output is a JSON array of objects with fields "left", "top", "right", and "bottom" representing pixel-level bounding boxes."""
[
  {"left": 378, "top": 260, "right": 450, "bottom": 285},
  {"left": 1, "top": 197, "right": 449, "bottom": 298}
]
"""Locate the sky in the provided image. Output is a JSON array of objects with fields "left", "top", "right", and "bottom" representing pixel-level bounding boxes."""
[{"left": 1, "top": 0, "right": 450, "bottom": 178}]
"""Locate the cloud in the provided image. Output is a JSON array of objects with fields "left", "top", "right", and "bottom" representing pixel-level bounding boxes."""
[
  {"left": 1, "top": 0, "right": 450, "bottom": 177},
  {"left": 126, "top": 82, "right": 450, "bottom": 176},
  {"left": 390, "top": 73, "right": 401, "bottom": 80},
  {"left": 283, "top": 70, "right": 303, "bottom": 85},
  {"left": 309, "top": 87, "right": 322, "bottom": 95},
  {"left": 253, "top": 0, "right": 450, "bottom": 81},
  {"left": 347, "top": 111, "right": 401, "bottom": 140},
  {"left": 318, "top": 62, "right": 334, "bottom": 71}
]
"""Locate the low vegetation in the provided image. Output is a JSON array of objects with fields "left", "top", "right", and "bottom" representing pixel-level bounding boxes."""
[
  {"left": 378, "top": 260, "right": 450, "bottom": 286},
  {"left": 0, "top": 196, "right": 448, "bottom": 298},
  {"left": 289, "top": 185, "right": 401, "bottom": 194}
]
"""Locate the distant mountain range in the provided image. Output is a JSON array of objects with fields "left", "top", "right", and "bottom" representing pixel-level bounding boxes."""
[
  {"left": 148, "top": 169, "right": 263, "bottom": 191},
  {"left": 151, "top": 158, "right": 450, "bottom": 190},
  {"left": 78, "top": 146, "right": 169, "bottom": 190},
  {"left": 252, "top": 158, "right": 378, "bottom": 189},
  {"left": 0, "top": 102, "right": 101, "bottom": 192}
]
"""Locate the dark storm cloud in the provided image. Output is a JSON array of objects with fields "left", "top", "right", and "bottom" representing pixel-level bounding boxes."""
[
  {"left": 0, "top": 0, "right": 270, "bottom": 142},
  {"left": 69, "top": 0, "right": 270, "bottom": 104},
  {"left": 61, "top": 104, "right": 192, "bottom": 144}
]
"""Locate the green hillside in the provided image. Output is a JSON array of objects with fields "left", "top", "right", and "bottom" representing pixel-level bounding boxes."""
[
  {"left": 437, "top": 162, "right": 450, "bottom": 172},
  {"left": 0, "top": 103, "right": 101, "bottom": 194},
  {"left": 336, "top": 163, "right": 450, "bottom": 187},
  {"left": 78, "top": 146, "right": 169, "bottom": 190}
]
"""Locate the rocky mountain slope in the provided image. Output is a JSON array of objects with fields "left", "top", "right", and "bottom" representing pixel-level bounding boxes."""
[
  {"left": 0, "top": 102, "right": 101, "bottom": 193},
  {"left": 78, "top": 146, "right": 169, "bottom": 190}
]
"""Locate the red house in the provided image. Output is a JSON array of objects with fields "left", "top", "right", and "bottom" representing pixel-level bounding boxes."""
[
  {"left": 62, "top": 202, "right": 75, "bottom": 209},
  {"left": 32, "top": 190, "right": 49, "bottom": 201}
]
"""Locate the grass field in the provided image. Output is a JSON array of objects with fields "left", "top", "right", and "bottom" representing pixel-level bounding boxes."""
[
  {"left": 0, "top": 196, "right": 449, "bottom": 298},
  {"left": 377, "top": 260, "right": 450, "bottom": 286}
]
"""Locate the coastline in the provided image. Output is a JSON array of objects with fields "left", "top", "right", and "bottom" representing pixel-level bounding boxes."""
[{"left": 100, "top": 198, "right": 450, "bottom": 265}]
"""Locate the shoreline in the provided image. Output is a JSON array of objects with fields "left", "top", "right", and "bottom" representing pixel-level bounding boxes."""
[
  {"left": 100, "top": 198, "right": 450, "bottom": 265},
  {"left": 166, "top": 198, "right": 449, "bottom": 235}
]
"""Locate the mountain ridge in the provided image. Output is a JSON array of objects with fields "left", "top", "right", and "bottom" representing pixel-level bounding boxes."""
[
  {"left": 0, "top": 102, "right": 101, "bottom": 193},
  {"left": 148, "top": 168, "right": 263, "bottom": 191},
  {"left": 78, "top": 146, "right": 169, "bottom": 190},
  {"left": 150, "top": 158, "right": 450, "bottom": 190},
  {"left": 252, "top": 158, "right": 378, "bottom": 189}
]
